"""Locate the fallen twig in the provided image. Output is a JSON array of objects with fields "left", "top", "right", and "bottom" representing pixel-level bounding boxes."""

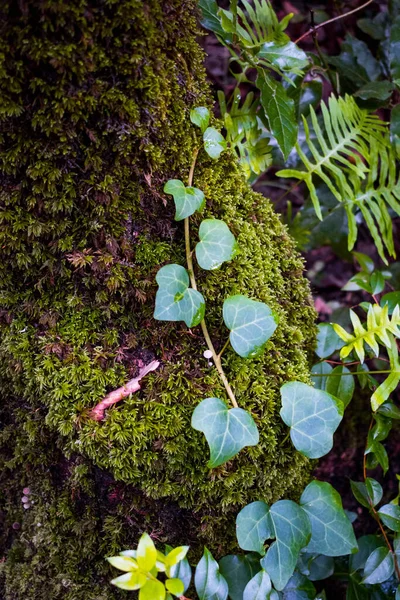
[{"left": 89, "top": 360, "right": 160, "bottom": 421}]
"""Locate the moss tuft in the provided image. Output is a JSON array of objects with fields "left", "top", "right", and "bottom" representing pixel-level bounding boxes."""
[{"left": 0, "top": 0, "right": 316, "bottom": 596}]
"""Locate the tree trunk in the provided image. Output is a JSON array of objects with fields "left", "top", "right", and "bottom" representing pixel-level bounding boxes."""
[{"left": 0, "top": 0, "right": 316, "bottom": 597}]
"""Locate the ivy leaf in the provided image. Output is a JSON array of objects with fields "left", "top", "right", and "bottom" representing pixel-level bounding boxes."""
[
  {"left": 154, "top": 264, "right": 205, "bottom": 328},
  {"left": 195, "top": 548, "right": 229, "bottom": 600},
  {"left": 260, "top": 500, "right": 311, "bottom": 591},
  {"left": 350, "top": 535, "right": 386, "bottom": 572},
  {"left": 326, "top": 366, "right": 355, "bottom": 409},
  {"left": 219, "top": 555, "right": 260, "bottom": 600},
  {"left": 300, "top": 481, "right": 358, "bottom": 557},
  {"left": 280, "top": 382, "right": 344, "bottom": 459},
  {"left": 195, "top": 219, "right": 239, "bottom": 270},
  {"left": 361, "top": 547, "right": 394, "bottom": 584},
  {"left": 223, "top": 295, "right": 278, "bottom": 358},
  {"left": 190, "top": 107, "right": 210, "bottom": 133},
  {"left": 297, "top": 553, "right": 334, "bottom": 581},
  {"left": 258, "top": 41, "right": 309, "bottom": 74},
  {"left": 378, "top": 504, "right": 400, "bottom": 532},
  {"left": 257, "top": 71, "right": 297, "bottom": 160},
  {"left": 203, "top": 127, "right": 227, "bottom": 159},
  {"left": 282, "top": 572, "right": 316, "bottom": 600},
  {"left": 350, "top": 478, "right": 383, "bottom": 509},
  {"left": 191, "top": 397, "right": 259, "bottom": 468},
  {"left": 163, "top": 179, "right": 205, "bottom": 221},
  {"left": 236, "top": 501, "right": 272, "bottom": 554},
  {"left": 243, "top": 570, "right": 272, "bottom": 600}
]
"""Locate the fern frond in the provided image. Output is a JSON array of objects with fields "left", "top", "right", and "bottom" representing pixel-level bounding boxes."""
[
  {"left": 277, "top": 95, "right": 397, "bottom": 262},
  {"left": 333, "top": 304, "right": 400, "bottom": 364},
  {"left": 344, "top": 142, "right": 400, "bottom": 261}
]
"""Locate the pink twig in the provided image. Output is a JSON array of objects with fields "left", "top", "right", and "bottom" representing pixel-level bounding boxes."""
[{"left": 89, "top": 360, "right": 160, "bottom": 421}]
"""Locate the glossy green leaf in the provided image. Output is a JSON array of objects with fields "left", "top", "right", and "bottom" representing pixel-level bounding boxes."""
[
  {"left": 378, "top": 401, "right": 400, "bottom": 419},
  {"left": 137, "top": 533, "right": 157, "bottom": 572},
  {"left": 300, "top": 481, "right": 357, "bottom": 556},
  {"left": 190, "top": 107, "right": 210, "bottom": 133},
  {"left": 361, "top": 547, "right": 394, "bottom": 584},
  {"left": 298, "top": 553, "right": 334, "bottom": 581},
  {"left": 366, "top": 440, "right": 389, "bottom": 474},
  {"left": 354, "top": 81, "right": 394, "bottom": 102},
  {"left": 316, "top": 323, "right": 342, "bottom": 359},
  {"left": 311, "top": 362, "right": 333, "bottom": 391},
  {"left": 280, "top": 382, "right": 344, "bottom": 459},
  {"left": 257, "top": 71, "right": 297, "bottom": 160},
  {"left": 350, "top": 535, "right": 386, "bottom": 572},
  {"left": 390, "top": 17, "right": 400, "bottom": 80},
  {"left": 236, "top": 501, "right": 271, "bottom": 554},
  {"left": 154, "top": 264, "right": 205, "bottom": 328},
  {"left": 203, "top": 127, "right": 227, "bottom": 159},
  {"left": 326, "top": 366, "right": 355, "bottom": 409},
  {"left": 378, "top": 504, "right": 400, "bottom": 532},
  {"left": 165, "top": 578, "right": 184, "bottom": 597},
  {"left": 223, "top": 295, "right": 278, "bottom": 358},
  {"left": 191, "top": 397, "right": 259, "bottom": 468},
  {"left": 111, "top": 571, "right": 147, "bottom": 590},
  {"left": 260, "top": 500, "right": 311, "bottom": 591},
  {"left": 195, "top": 219, "right": 238, "bottom": 270},
  {"left": 350, "top": 478, "right": 383, "bottom": 508},
  {"left": 243, "top": 569, "right": 272, "bottom": 600},
  {"left": 219, "top": 555, "right": 259, "bottom": 600},
  {"left": 198, "top": 0, "right": 228, "bottom": 39},
  {"left": 381, "top": 291, "right": 400, "bottom": 314},
  {"left": 258, "top": 41, "right": 308, "bottom": 73},
  {"left": 164, "top": 179, "right": 205, "bottom": 221},
  {"left": 282, "top": 572, "right": 316, "bottom": 600},
  {"left": 195, "top": 548, "right": 229, "bottom": 600}
]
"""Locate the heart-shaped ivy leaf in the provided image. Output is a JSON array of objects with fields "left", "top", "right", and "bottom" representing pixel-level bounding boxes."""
[
  {"left": 280, "top": 382, "right": 344, "bottom": 459},
  {"left": 191, "top": 397, "right": 259, "bottom": 468},
  {"left": 203, "top": 127, "right": 227, "bottom": 159},
  {"left": 260, "top": 500, "right": 311, "bottom": 591},
  {"left": 223, "top": 295, "right": 278, "bottom": 358},
  {"left": 154, "top": 264, "right": 205, "bottom": 328},
  {"left": 195, "top": 219, "right": 238, "bottom": 270},
  {"left": 236, "top": 501, "right": 271, "bottom": 555},
  {"left": 300, "top": 481, "right": 358, "bottom": 557},
  {"left": 164, "top": 179, "right": 205, "bottom": 221}
]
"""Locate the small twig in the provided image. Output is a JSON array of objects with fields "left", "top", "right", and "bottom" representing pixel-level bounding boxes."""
[
  {"left": 89, "top": 360, "right": 160, "bottom": 420},
  {"left": 295, "top": 0, "right": 375, "bottom": 44}
]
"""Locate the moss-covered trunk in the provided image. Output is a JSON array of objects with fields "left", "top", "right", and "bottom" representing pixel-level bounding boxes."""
[{"left": 0, "top": 0, "right": 316, "bottom": 597}]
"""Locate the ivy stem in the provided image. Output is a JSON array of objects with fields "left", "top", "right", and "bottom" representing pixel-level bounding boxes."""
[
  {"left": 363, "top": 418, "right": 400, "bottom": 579},
  {"left": 184, "top": 149, "right": 239, "bottom": 409},
  {"left": 218, "top": 338, "right": 231, "bottom": 359}
]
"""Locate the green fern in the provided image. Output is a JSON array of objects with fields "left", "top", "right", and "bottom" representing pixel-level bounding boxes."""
[
  {"left": 277, "top": 95, "right": 398, "bottom": 263},
  {"left": 333, "top": 304, "right": 400, "bottom": 410}
]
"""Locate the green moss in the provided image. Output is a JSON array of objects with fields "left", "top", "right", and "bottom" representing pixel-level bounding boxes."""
[{"left": 0, "top": 0, "right": 316, "bottom": 596}]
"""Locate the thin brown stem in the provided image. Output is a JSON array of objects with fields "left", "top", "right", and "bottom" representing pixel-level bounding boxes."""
[
  {"left": 218, "top": 337, "right": 231, "bottom": 359},
  {"left": 295, "top": 0, "right": 375, "bottom": 44},
  {"left": 185, "top": 149, "right": 239, "bottom": 409},
  {"left": 363, "top": 421, "right": 400, "bottom": 579}
]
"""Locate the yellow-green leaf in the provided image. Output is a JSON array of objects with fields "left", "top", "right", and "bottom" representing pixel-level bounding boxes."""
[{"left": 137, "top": 533, "right": 157, "bottom": 572}]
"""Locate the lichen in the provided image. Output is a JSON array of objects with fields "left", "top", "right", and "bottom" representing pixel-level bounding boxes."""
[{"left": 0, "top": 0, "right": 316, "bottom": 596}]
